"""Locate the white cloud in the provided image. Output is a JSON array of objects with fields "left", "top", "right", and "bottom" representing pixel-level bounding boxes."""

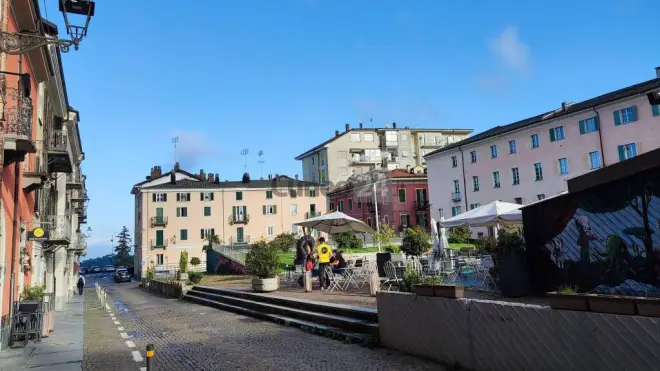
[{"left": 489, "top": 26, "right": 531, "bottom": 74}]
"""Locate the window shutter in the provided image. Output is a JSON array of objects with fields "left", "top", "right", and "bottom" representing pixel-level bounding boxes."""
[
  {"left": 176, "top": 193, "right": 180, "bottom": 201},
  {"left": 578, "top": 120, "right": 585, "bottom": 134},
  {"left": 594, "top": 116, "right": 600, "bottom": 131},
  {"left": 200, "top": 192, "right": 204, "bottom": 201},
  {"left": 210, "top": 193, "right": 214, "bottom": 201},
  {"left": 653, "top": 105, "right": 660, "bottom": 117},
  {"left": 614, "top": 110, "right": 622, "bottom": 126},
  {"left": 163, "top": 194, "right": 167, "bottom": 202},
  {"left": 211, "top": 228, "right": 215, "bottom": 236},
  {"left": 618, "top": 145, "right": 625, "bottom": 162},
  {"left": 263, "top": 205, "right": 266, "bottom": 215},
  {"left": 549, "top": 128, "right": 556, "bottom": 142},
  {"left": 187, "top": 193, "right": 191, "bottom": 200},
  {"left": 232, "top": 206, "right": 237, "bottom": 219},
  {"left": 273, "top": 205, "right": 277, "bottom": 214},
  {"left": 201, "top": 229, "right": 205, "bottom": 239},
  {"left": 631, "top": 105, "right": 638, "bottom": 121},
  {"left": 152, "top": 194, "right": 156, "bottom": 202},
  {"left": 177, "top": 208, "right": 180, "bottom": 217}
]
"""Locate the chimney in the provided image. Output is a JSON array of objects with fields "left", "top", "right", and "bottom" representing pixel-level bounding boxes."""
[
  {"left": 170, "top": 172, "right": 176, "bottom": 184},
  {"left": 242, "top": 172, "right": 251, "bottom": 183},
  {"left": 392, "top": 122, "right": 397, "bottom": 129},
  {"left": 199, "top": 169, "right": 205, "bottom": 181},
  {"left": 345, "top": 123, "right": 350, "bottom": 132},
  {"left": 656, "top": 66, "right": 660, "bottom": 79},
  {"left": 561, "top": 102, "right": 567, "bottom": 111},
  {"left": 150, "top": 166, "right": 162, "bottom": 179},
  {"left": 207, "top": 173, "right": 214, "bottom": 182},
  {"left": 335, "top": 130, "right": 339, "bottom": 136},
  {"left": 268, "top": 174, "right": 272, "bottom": 180},
  {"left": 359, "top": 122, "right": 363, "bottom": 129},
  {"left": 174, "top": 162, "right": 180, "bottom": 171},
  {"left": 214, "top": 174, "right": 220, "bottom": 184},
  {"left": 295, "top": 174, "right": 299, "bottom": 181}
]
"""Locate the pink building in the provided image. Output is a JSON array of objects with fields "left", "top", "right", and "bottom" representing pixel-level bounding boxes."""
[
  {"left": 425, "top": 67, "right": 660, "bottom": 237},
  {"left": 327, "top": 168, "right": 430, "bottom": 233}
]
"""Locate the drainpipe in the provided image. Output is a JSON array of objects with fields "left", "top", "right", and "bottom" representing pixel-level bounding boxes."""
[
  {"left": 592, "top": 107, "right": 606, "bottom": 167},
  {"left": 221, "top": 190, "right": 225, "bottom": 243},
  {"left": 458, "top": 146, "right": 469, "bottom": 211}
]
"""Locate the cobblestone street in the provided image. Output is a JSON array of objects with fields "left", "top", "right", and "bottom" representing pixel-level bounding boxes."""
[{"left": 87, "top": 275, "right": 442, "bottom": 371}]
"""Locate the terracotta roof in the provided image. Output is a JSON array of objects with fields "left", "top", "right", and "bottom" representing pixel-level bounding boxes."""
[
  {"left": 327, "top": 169, "right": 427, "bottom": 195},
  {"left": 139, "top": 175, "right": 320, "bottom": 191}
]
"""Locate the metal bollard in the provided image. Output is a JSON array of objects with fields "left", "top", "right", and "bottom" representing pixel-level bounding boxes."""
[{"left": 146, "top": 344, "right": 155, "bottom": 370}]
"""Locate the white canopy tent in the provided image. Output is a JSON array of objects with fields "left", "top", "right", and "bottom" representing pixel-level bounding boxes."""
[
  {"left": 294, "top": 211, "right": 375, "bottom": 234},
  {"left": 439, "top": 201, "right": 522, "bottom": 228}
]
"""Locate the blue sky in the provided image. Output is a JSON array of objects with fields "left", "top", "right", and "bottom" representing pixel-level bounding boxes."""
[{"left": 50, "top": 0, "right": 660, "bottom": 258}]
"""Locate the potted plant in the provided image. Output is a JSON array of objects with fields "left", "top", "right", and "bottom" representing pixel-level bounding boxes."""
[
  {"left": 19, "top": 285, "right": 45, "bottom": 313},
  {"left": 245, "top": 240, "right": 279, "bottom": 292},
  {"left": 178, "top": 251, "right": 189, "bottom": 281},
  {"left": 547, "top": 285, "right": 589, "bottom": 311},
  {"left": 188, "top": 271, "right": 204, "bottom": 284},
  {"left": 634, "top": 296, "right": 660, "bottom": 317},
  {"left": 414, "top": 276, "right": 437, "bottom": 296},
  {"left": 496, "top": 226, "right": 531, "bottom": 297}
]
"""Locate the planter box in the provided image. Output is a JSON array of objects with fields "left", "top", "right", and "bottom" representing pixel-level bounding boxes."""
[
  {"left": 635, "top": 297, "right": 660, "bottom": 317},
  {"left": 586, "top": 294, "right": 636, "bottom": 315},
  {"left": 189, "top": 275, "right": 202, "bottom": 284},
  {"left": 434, "top": 284, "right": 465, "bottom": 299},
  {"left": 547, "top": 292, "right": 589, "bottom": 311},
  {"left": 414, "top": 285, "right": 434, "bottom": 297},
  {"left": 178, "top": 272, "right": 189, "bottom": 281},
  {"left": 252, "top": 278, "right": 278, "bottom": 293}
]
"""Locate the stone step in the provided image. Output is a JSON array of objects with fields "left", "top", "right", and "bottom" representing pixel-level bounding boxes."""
[
  {"left": 183, "top": 293, "right": 377, "bottom": 345},
  {"left": 191, "top": 285, "right": 378, "bottom": 323}
]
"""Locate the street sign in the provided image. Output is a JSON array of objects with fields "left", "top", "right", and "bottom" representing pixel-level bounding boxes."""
[{"left": 27, "top": 227, "right": 49, "bottom": 241}]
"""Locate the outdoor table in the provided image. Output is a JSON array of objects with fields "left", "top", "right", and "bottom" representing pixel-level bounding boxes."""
[{"left": 340, "top": 267, "right": 361, "bottom": 290}]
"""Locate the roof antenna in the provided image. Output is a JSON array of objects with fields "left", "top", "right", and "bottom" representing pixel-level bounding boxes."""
[
  {"left": 241, "top": 148, "right": 249, "bottom": 172},
  {"left": 172, "top": 136, "right": 179, "bottom": 167},
  {"left": 257, "top": 150, "right": 265, "bottom": 179}
]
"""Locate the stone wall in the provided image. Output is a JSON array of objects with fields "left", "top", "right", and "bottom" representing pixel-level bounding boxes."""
[
  {"left": 377, "top": 292, "right": 660, "bottom": 371},
  {"left": 143, "top": 279, "right": 187, "bottom": 298}
]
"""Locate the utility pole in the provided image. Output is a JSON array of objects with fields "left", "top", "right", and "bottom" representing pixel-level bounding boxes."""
[{"left": 257, "top": 150, "right": 264, "bottom": 179}]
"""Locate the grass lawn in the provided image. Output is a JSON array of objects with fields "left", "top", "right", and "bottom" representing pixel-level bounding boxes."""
[
  {"left": 198, "top": 274, "right": 251, "bottom": 286},
  {"left": 447, "top": 243, "right": 476, "bottom": 250}
]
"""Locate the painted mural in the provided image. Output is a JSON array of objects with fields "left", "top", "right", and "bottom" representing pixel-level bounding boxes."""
[{"left": 523, "top": 168, "right": 660, "bottom": 297}]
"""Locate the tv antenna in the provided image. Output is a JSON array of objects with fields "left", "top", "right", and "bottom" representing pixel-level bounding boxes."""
[
  {"left": 241, "top": 148, "right": 249, "bottom": 171},
  {"left": 257, "top": 150, "right": 265, "bottom": 178},
  {"left": 172, "top": 136, "right": 179, "bottom": 165}
]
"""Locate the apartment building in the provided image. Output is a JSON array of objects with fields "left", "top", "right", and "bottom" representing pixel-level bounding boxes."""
[
  {"left": 425, "top": 67, "right": 660, "bottom": 236},
  {"left": 295, "top": 122, "right": 472, "bottom": 190},
  {"left": 131, "top": 167, "right": 325, "bottom": 279},
  {"left": 0, "top": 4, "right": 88, "bottom": 348},
  {"left": 327, "top": 167, "right": 431, "bottom": 233}
]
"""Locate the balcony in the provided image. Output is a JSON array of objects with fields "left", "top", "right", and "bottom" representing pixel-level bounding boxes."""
[
  {"left": 150, "top": 216, "right": 168, "bottom": 227},
  {"left": 229, "top": 235, "right": 251, "bottom": 245},
  {"left": 70, "top": 189, "right": 88, "bottom": 202},
  {"left": 68, "top": 233, "right": 87, "bottom": 253},
  {"left": 150, "top": 239, "right": 168, "bottom": 250},
  {"left": 3, "top": 83, "right": 37, "bottom": 165},
  {"left": 22, "top": 151, "right": 47, "bottom": 193},
  {"left": 351, "top": 154, "right": 381, "bottom": 165},
  {"left": 46, "top": 128, "right": 73, "bottom": 173},
  {"left": 451, "top": 192, "right": 462, "bottom": 202},
  {"left": 42, "top": 215, "right": 72, "bottom": 245},
  {"left": 414, "top": 200, "right": 430, "bottom": 209},
  {"left": 306, "top": 211, "right": 318, "bottom": 219},
  {"left": 229, "top": 214, "right": 250, "bottom": 225},
  {"left": 66, "top": 171, "right": 84, "bottom": 189}
]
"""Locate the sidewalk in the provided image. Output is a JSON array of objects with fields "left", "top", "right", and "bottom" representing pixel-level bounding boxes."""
[{"left": 0, "top": 295, "right": 84, "bottom": 371}]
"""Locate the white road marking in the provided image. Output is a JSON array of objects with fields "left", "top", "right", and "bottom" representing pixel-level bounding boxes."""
[
  {"left": 132, "top": 351, "right": 143, "bottom": 362},
  {"left": 120, "top": 332, "right": 129, "bottom": 338},
  {"left": 113, "top": 321, "right": 120, "bottom": 325},
  {"left": 125, "top": 340, "right": 135, "bottom": 348},
  {"left": 117, "top": 327, "right": 124, "bottom": 331},
  {"left": 111, "top": 316, "right": 117, "bottom": 321}
]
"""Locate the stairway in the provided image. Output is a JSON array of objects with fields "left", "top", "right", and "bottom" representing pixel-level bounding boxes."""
[{"left": 183, "top": 286, "right": 379, "bottom": 345}]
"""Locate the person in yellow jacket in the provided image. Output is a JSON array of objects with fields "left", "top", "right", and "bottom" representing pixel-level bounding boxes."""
[{"left": 316, "top": 237, "right": 332, "bottom": 290}]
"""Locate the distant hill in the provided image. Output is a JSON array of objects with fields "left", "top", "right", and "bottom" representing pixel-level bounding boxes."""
[{"left": 81, "top": 254, "right": 134, "bottom": 268}]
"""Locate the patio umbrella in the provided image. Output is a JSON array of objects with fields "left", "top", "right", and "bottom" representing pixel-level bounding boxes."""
[
  {"left": 439, "top": 201, "right": 522, "bottom": 228},
  {"left": 439, "top": 217, "right": 450, "bottom": 254},
  {"left": 294, "top": 211, "right": 375, "bottom": 235}
]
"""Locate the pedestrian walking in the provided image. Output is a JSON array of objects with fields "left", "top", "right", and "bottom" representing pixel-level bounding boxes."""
[
  {"left": 77, "top": 274, "right": 86, "bottom": 295},
  {"left": 316, "top": 237, "right": 332, "bottom": 290}
]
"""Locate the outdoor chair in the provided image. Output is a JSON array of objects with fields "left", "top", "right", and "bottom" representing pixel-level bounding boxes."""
[
  {"left": 324, "top": 265, "right": 343, "bottom": 293},
  {"left": 382, "top": 261, "right": 402, "bottom": 291},
  {"left": 279, "top": 265, "right": 298, "bottom": 290},
  {"left": 473, "top": 254, "right": 498, "bottom": 292}
]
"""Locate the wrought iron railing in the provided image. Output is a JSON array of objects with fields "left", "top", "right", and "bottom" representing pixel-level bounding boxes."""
[
  {"left": 150, "top": 216, "right": 168, "bottom": 227},
  {"left": 211, "top": 243, "right": 246, "bottom": 265},
  {"left": 414, "top": 200, "right": 430, "bottom": 209},
  {"left": 46, "top": 129, "right": 68, "bottom": 152},
  {"left": 228, "top": 214, "right": 249, "bottom": 225},
  {"left": 5, "top": 87, "right": 33, "bottom": 138},
  {"left": 306, "top": 211, "right": 318, "bottom": 219},
  {"left": 150, "top": 239, "right": 168, "bottom": 249},
  {"left": 451, "top": 192, "right": 462, "bottom": 201},
  {"left": 69, "top": 233, "right": 87, "bottom": 251},
  {"left": 228, "top": 236, "right": 251, "bottom": 246},
  {"left": 66, "top": 172, "right": 83, "bottom": 184},
  {"left": 43, "top": 214, "right": 72, "bottom": 242}
]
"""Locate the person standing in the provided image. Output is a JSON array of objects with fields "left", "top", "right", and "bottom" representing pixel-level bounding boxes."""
[
  {"left": 77, "top": 274, "right": 86, "bottom": 296},
  {"left": 316, "top": 237, "right": 332, "bottom": 290}
]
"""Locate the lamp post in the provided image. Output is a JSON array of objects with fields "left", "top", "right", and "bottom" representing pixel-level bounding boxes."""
[{"left": 0, "top": 0, "right": 95, "bottom": 55}]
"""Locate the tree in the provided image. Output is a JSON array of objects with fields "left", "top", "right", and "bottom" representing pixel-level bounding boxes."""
[
  {"left": 268, "top": 233, "right": 298, "bottom": 252},
  {"left": 448, "top": 227, "right": 472, "bottom": 244},
  {"left": 202, "top": 234, "right": 220, "bottom": 252},
  {"left": 334, "top": 232, "right": 364, "bottom": 250},
  {"left": 400, "top": 227, "right": 431, "bottom": 257},
  {"left": 179, "top": 251, "right": 189, "bottom": 274},
  {"left": 374, "top": 221, "right": 396, "bottom": 250},
  {"left": 114, "top": 226, "right": 133, "bottom": 266}
]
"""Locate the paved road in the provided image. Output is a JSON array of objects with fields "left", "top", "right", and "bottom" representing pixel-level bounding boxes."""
[{"left": 85, "top": 273, "right": 442, "bottom": 371}]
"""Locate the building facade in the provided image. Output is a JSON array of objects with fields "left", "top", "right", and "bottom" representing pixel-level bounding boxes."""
[
  {"left": 0, "top": 1, "right": 89, "bottom": 349},
  {"left": 327, "top": 168, "right": 430, "bottom": 233},
  {"left": 131, "top": 167, "right": 325, "bottom": 279},
  {"left": 295, "top": 122, "right": 472, "bottom": 190},
  {"left": 425, "top": 67, "right": 660, "bottom": 236}
]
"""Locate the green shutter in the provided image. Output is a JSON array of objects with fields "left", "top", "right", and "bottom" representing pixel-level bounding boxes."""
[
  {"left": 163, "top": 194, "right": 167, "bottom": 202},
  {"left": 549, "top": 128, "right": 556, "bottom": 142},
  {"left": 631, "top": 105, "right": 638, "bottom": 121},
  {"left": 201, "top": 229, "right": 205, "bottom": 239},
  {"left": 176, "top": 207, "right": 180, "bottom": 217},
  {"left": 156, "top": 230, "right": 163, "bottom": 246},
  {"left": 594, "top": 116, "right": 600, "bottom": 131},
  {"left": 180, "top": 229, "right": 187, "bottom": 240},
  {"left": 210, "top": 192, "right": 214, "bottom": 201},
  {"left": 263, "top": 205, "right": 267, "bottom": 215},
  {"left": 579, "top": 120, "right": 585, "bottom": 134},
  {"left": 614, "top": 110, "right": 622, "bottom": 126},
  {"left": 211, "top": 228, "right": 215, "bottom": 236},
  {"left": 653, "top": 105, "right": 660, "bottom": 117},
  {"left": 273, "top": 205, "right": 277, "bottom": 214},
  {"left": 232, "top": 206, "right": 237, "bottom": 220},
  {"left": 200, "top": 192, "right": 204, "bottom": 201},
  {"left": 204, "top": 207, "right": 211, "bottom": 216},
  {"left": 152, "top": 194, "right": 156, "bottom": 202},
  {"left": 618, "top": 145, "right": 625, "bottom": 162}
]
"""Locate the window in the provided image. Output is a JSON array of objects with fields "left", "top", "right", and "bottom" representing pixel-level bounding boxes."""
[
  {"left": 320, "top": 170, "right": 326, "bottom": 184},
  {"left": 201, "top": 228, "right": 216, "bottom": 239},
  {"left": 472, "top": 176, "right": 479, "bottom": 192},
  {"left": 514, "top": 197, "right": 523, "bottom": 205},
  {"left": 348, "top": 198, "right": 353, "bottom": 211},
  {"left": 470, "top": 203, "right": 481, "bottom": 210},
  {"left": 531, "top": 134, "right": 540, "bottom": 148},
  {"left": 384, "top": 215, "right": 389, "bottom": 225},
  {"left": 451, "top": 156, "right": 458, "bottom": 168},
  {"left": 180, "top": 229, "right": 188, "bottom": 241},
  {"left": 232, "top": 206, "right": 247, "bottom": 222},
  {"left": 512, "top": 167, "right": 520, "bottom": 185},
  {"left": 311, "top": 157, "right": 315, "bottom": 165},
  {"left": 156, "top": 254, "right": 164, "bottom": 265},
  {"left": 534, "top": 162, "right": 543, "bottom": 181},
  {"left": 177, "top": 192, "right": 191, "bottom": 202},
  {"left": 266, "top": 190, "right": 273, "bottom": 199},
  {"left": 201, "top": 192, "right": 214, "bottom": 201},
  {"left": 385, "top": 131, "right": 398, "bottom": 144},
  {"left": 558, "top": 158, "right": 569, "bottom": 175},
  {"left": 438, "top": 208, "right": 444, "bottom": 218},
  {"left": 401, "top": 133, "right": 408, "bottom": 141},
  {"left": 339, "top": 200, "right": 344, "bottom": 212},
  {"left": 350, "top": 133, "right": 361, "bottom": 142},
  {"left": 549, "top": 126, "right": 565, "bottom": 142},
  {"left": 203, "top": 206, "right": 211, "bottom": 216},
  {"left": 401, "top": 150, "right": 409, "bottom": 157},
  {"left": 618, "top": 143, "right": 637, "bottom": 161},
  {"left": 153, "top": 193, "right": 167, "bottom": 202},
  {"left": 614, "top": 106, "right": 638, "bottom": 126},
  {"left": 329, "top": 202, "right": 335, "bottom": 211},
  {"left": 309, "top": 188, "right": 316, "bottom": 197},
  {"left": 236, "top": 191, "right": 243, "bottom": 201},
  {"left": 336, "top": 151, "right": 347, "bottom": 160},
  {"left": 263, "top": 205, "right": 277, "bottom": 215},
  {"left": 286, "top": 190, "right": 296, "bottom": 199},
  {"left": 470, "top": 151, "right": 477, "bottom": 163},
  {"left": 451, "top": 206, "right": 462, "bottom": 217},
  {"left": 176, "top": 207, "right": 188, "bottom": 217},
  {"left": 653, "top": 105, "right": 660, "bottom": 117},
  {"left": 288, "top": 204, "right": 297, "bottom": 216},
  {"left": 490, "top": 145, "right": 498, "bottom": 158},
  {"left": 267, "top": 225, "right": 274, "bottom": 237},
  {"left": 508, "top": 140, "right": 517, "bottom": 154},
  {"left": 537, "top": 194, "right": 546, "bottom": 200},
  {"left": 453, "top": 179, "right": 460, "bottom": 193},
  {"left": 357, "top": 197, "right": 362, "bottom": 208},
  {"left": 363, "top": 133, "right": 374, "bottom": 142},
  {"left": 492, "top": 171, "right": 501, "bottom": 188},
  {"left": 589, "top": 151, "right": 602, "bottom": 170},
  {"left": 579, "top": 116, "right": 600, "bottom": 134},
  {"left": 398, "top": 189, "right": 406, "bottom": 202}
]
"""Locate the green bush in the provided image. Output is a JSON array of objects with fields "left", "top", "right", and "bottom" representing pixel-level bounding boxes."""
[
  {"left": 374, "top": 222, "right": 396, "bottom": 248},
  {"left": 475, "top": 236, "right": 497, "bottom": 252},
  {"left": 400, "top": 227, "right": 431, "bottom": 257},
  {"left": 334, "top": 232, "right": 363, "bottom": 250},
  {"left": 187, "top": 271, "right": 204, "bottom": 284},
  {"left": 268, "top": 233, "right": 298, "bottom": 252},
  {"left": 384, "top": 245, "right": 400, "bottom": 253},
  {"left": 245, "top": 241, "right": 279, "bottom": 279},
  {"left": 400, "top": 267, "right": 422, "bottom": 292},
  {"left": 190, "top": 257, "right": 201, "bottom": 266},
  {"left": 179, "top": 251, "right": 189, "bottom": 273},
  {"left": 497, "top": 225, "right": 525, "bottom": 253},
  {"left": 448, "top": 227, "right": 472, "bottom": 243},
  {"left": 21, "top": 285, "right": 45, "bottom": 300},
  {"left": 146, "top": 267, "right": 154, "bottom": 280}
]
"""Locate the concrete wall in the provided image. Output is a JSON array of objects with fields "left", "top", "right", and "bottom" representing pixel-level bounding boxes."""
[{"left": 377, "top": 292, "right": 660, "bottom": 371}]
